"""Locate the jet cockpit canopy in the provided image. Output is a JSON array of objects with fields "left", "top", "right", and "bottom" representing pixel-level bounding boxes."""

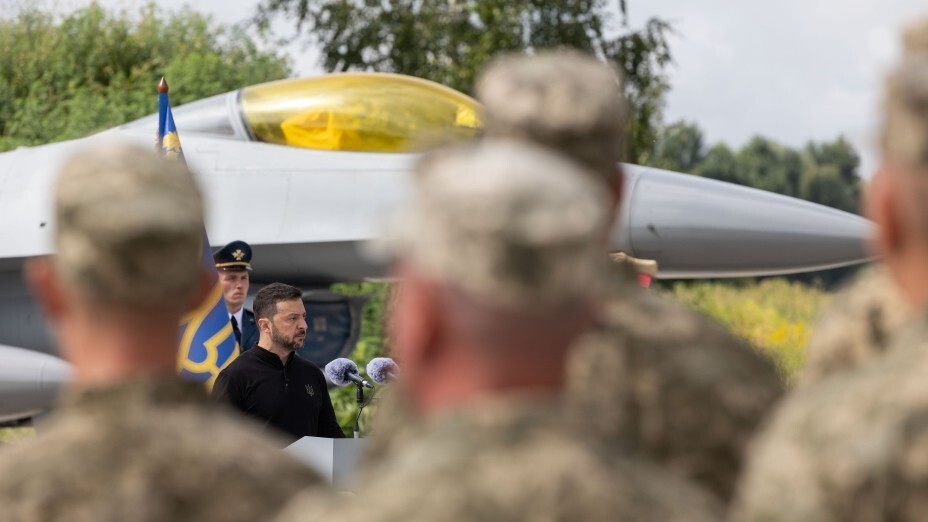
[{"left": 125, "top": 73, "right": 483, "bottom": 153}]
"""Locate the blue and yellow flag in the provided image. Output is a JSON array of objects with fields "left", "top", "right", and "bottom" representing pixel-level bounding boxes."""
[{"left": 157, "top": 78, "right": 239, "bottom": 387}]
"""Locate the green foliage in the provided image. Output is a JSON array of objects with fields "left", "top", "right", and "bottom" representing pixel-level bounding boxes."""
[
  {"left": 0, "top": 427, "right": 34, "bottom": 443},
  {"left": 667, "top": 278, "right": 832, "bottom": 382},
  {"left": 801, "top": 163, "right": 857, "bottom": 212},
  {"left": 649, "top": 120, "right": 705, "bottom": 172},
  {"left": 323, "top": 277, "right": 827, "bottom": 421},
  {"left": 653, "top": 121, "right": 863, "bottom": 214},
  {"left": 0, "top": 2, "right": 291, "bottom": 151},
  {"left": 693, "top": 143, "right": 740, "bottom": 183},
  {"left": 255, "top": 0, "right": 673, "bottom": 164},
  {"left": 736, "top": 137, "right": 802, "bottom": 197},
  {"left": 327, "top": 281, "right": 392, "bottom": 436}
]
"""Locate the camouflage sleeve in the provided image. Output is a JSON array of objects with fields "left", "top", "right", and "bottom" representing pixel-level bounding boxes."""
[
  {"left": 729, "top": 401, "right": 832, "bottom": 522},
  {"left": 796, "top": 268, "right": 909, "bottom": 389},
  {"left": 730, "top": 364, "right": 905, "bottom": 522},
  {"left": 277, "top": 438, "right": 725, "bottom": 522},
  {"left": 568, "top": 286, "right": 784, "bottom": 503}
]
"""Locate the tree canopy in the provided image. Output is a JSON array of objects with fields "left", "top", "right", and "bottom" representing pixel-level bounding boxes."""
[
  {"left": 0, "top": 3, "right": 291, "bottom": 151},
  {"left": 255, "top": 0, "right": 672, "bottom": 164},
  {"left": 649, "top": 121, "right": 862, "bottom": 214}
]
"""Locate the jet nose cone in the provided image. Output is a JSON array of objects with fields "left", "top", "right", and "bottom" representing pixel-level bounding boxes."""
[
  {"left": 616, "top": 167, "right": 875, "bottom": 278},
  {"left": 0, "top": 345, "right": 72, "bottom": 423}
]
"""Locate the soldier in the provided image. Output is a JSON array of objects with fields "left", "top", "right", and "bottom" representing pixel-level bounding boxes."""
[
  {"left": 214, "top": 240, "right": 259, "bottom": 351},
  {"left": 794, "top": 266, "right": 909, "bottom": 389},
  {"left": 277, "top": 140, "right": 723, "bottom": 522},
  {"left": 0, "top": 142, "right": 321, "bottom": 521},
  {"left": 730, "top": 18, "right": 928, "bottom": 521},
  {"left": 476, "top": 50, "right": 783, "bottom": 503}
]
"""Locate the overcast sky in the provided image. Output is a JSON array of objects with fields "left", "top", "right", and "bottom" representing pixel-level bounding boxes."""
[{"left": 36, "top": 1, "right": 928, "bottom": 177}]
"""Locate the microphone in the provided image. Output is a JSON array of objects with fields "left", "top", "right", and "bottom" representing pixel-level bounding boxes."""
[
  {"left": 366, "top": 357, "right": 400, "bottom": 384},
  {"left": 324, "top": 358, "right": 373, "bottom": 389}
]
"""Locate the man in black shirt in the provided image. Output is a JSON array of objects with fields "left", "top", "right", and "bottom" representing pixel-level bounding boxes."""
[{"left": 212, "top": 283, "right": 345, "bottom": 442}]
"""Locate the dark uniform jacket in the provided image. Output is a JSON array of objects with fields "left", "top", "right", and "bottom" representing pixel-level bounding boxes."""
[
  {"left": 240, "top": 308, "right": 259, "bottom": 351},
  {"left": 212, "top": 347, "right": 345, "bottom": 443}
]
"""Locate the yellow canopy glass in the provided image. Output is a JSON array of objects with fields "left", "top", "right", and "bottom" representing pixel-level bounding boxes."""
[{"left": 241, "top": 73, "right": 483, "bottom": 153}]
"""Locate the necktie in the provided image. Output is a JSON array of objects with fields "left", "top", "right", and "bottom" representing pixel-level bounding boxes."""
[{"left": 231, "top": 315, "right": 242, "bottom": 347}]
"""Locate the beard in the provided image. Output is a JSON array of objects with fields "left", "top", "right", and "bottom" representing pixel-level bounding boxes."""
[{"left": 270, "top": 325, "right": 305, "bottom": 352}]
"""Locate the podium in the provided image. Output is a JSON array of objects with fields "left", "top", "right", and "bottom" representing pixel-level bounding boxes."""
[{"left": 284, "top": 436, "right": 367, "bottom": 490}]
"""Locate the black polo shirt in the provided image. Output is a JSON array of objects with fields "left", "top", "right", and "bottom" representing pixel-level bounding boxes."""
[{"left": 212, "top": 346, "right": 345, "bottom": 443}]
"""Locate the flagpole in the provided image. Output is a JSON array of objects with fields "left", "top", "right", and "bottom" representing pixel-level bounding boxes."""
[{"left": 156, "top": 76, "right": 239, "bottom": 387}]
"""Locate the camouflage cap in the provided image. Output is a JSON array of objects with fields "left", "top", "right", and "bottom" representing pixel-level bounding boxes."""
[
  {"left": 476, "top": 50, "right": 627, "bottom": 185},
  {"left": 54, "top": 141, "right": 205, "bottom": 304},
  {"left": 881, "top": 18, "right": 928, "bottom": 169},
  {"left": 371, "top": 139, "right": 611, "bottom": 310}
]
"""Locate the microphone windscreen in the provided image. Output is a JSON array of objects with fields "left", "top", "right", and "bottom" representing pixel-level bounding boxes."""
[
  {"left": 324, "top": 358, "right": 359, "bottom": 386},
  {"left": 366, "top": 357, "right": 399, "bottom": 384}
]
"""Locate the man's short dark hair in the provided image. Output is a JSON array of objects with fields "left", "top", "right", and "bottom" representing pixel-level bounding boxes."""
[{"left": 253, "top": 282, "right": 302, "bottom": 320}]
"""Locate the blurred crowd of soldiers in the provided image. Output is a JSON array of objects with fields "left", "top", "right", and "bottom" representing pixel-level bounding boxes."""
[{"left": 1, "top": 14, "right": 928, "bottom": 522}]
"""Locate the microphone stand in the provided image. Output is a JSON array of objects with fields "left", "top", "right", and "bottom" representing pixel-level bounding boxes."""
[
  {"left": 354, "top": 384, "right": 370, "bottom": 439},
  {"left": 353, "top": 383, "right": 364, "bottom": 438},
  {"left": 353, "top": 383, "right": 375, "bottom": 438}
]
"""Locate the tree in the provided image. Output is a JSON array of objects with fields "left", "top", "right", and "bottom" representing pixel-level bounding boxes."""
[
  {"left": 693, "top": 143, "right": 741, "bottom": 185},
  {"left": 805, "top": 137, "right": 860, "bottom": 184},
  {"left": 735, "top": 137, "right": 801, "bottom": 196},
  {"left": 674, "top": 121, "right": 862, "bottom": 215},
  {"left": 254, "top": 0, "right": 673, "bottom": 164},
  {"left": 0, "top": 3, "right": 291, "bottom": 151},
  {"left": 799, "top": 164, "right": 857, "bottom": 213},
  {"left": 802, "top": 136, "right": 861, "bottom": 212},
  {"left": 649, "top": 120, "right": 705, "bottom": 173}
]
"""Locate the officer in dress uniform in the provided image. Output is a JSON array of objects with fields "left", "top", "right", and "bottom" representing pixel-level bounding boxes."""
[{"left": 214, "top": 240, "right": 259, "bottom": 351}]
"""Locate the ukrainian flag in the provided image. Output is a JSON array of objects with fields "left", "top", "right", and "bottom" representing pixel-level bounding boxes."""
[{"left": 157, "top": 78, "right": 239, "bottom": 387}]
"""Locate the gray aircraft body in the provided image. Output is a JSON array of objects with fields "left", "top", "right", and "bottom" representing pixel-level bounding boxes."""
[{"left": 0, "top": 73, "right": 874, "bottom": 423}]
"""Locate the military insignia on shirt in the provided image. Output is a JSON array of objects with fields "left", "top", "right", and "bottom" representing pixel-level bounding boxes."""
[{"left": 305, "top": 385, "right": 314, "bottom": 396}]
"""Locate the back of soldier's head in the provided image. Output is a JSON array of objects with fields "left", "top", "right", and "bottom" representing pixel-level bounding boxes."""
[
  {"left": 876, "top": 17, "right": 928, "bottom": 251},
  {"left": 54, "top": 141, "right": 204, "bottom": 306},
  {"left": 476, "top": 50, "right": 627, "bottom": 186},
  {"left": 882, "top": 19, "right": 928, "bottom": 171},
  {"left": 379, "top": 139, "right": 610, "bottom": 315}
]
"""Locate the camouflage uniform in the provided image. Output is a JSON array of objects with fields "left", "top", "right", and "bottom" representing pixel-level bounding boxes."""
[
  {"left": 0, "top": 379, "right": 321, "bottom": 522},
  {"left": 731, "top": 19, "right": 928, "bottom": 521},
  {"left": 318, "top": 140, "right": 724, "bottom": 522},
  {"left": 478, "top": 51, "right": 784, "bottom": 503},
  {"left": 566, "top": 270, "right": 783, "bottom": 503},
  {"left": 730, "top": 317, "right": 928, "bottom": 522},
  {"left": 795, "top": 267, "right": 909, "bottom": 389},
  {"left": 278, "top": 398, "right": 723, "bottom": 522},
  {"left": 0, "top": 142, "right": 323, "bottom": 521}
]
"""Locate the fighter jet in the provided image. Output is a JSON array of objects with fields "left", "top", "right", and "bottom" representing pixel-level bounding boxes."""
[{"left": 0, "top": 73, "right": 874, "bottom": 424}]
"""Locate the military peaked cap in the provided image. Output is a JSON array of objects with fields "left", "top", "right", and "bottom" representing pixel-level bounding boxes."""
[{"left": 214, "top": 240, "right": 253, "bottom": 271}]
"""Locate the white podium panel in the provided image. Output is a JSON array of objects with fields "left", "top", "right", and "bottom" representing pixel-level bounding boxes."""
[{"left": 285, "top": 436, "right": 367, "bottom": 490}]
